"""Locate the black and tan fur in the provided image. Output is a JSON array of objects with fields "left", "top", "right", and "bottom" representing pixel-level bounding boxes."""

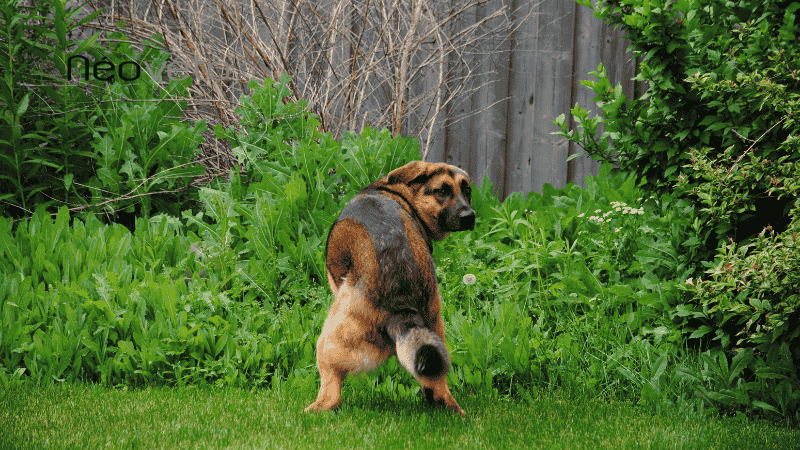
[{"left": 305, "top": 161, "right": 475, "bottom": 416}]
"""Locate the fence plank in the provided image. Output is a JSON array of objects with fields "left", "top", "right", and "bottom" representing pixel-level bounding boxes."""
[
  {"left": 530, "top": 0, "right": 576, "bottom": 195},
  {"left": 505, "top": 0, "right": 540, "bottom": 200},
  {"left": 470, "top": 0, "right": 512, "bottom": 199}
]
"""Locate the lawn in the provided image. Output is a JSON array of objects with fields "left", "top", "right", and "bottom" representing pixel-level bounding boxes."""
[{"left": 2, "top": 384, "right": 797, "bottom": 449}]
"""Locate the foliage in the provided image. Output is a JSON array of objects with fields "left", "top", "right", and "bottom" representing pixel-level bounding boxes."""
[
  {"left": 0, "top": 0, "right": 101, "bottom": 216},
  {"left": 677, "top": 347, "right": 798, "bottom": 419},
  {"left": 672, "top": 149, "right": 800, "bottom": 419},
  {"left": 677, "top": 148, "right": 800, "bottom": 347},
  {"left": 0, "top": 74, "right": 421, "bottom": 391},
  {"left": 207, "top": 75, "right": 420, "bottom": 297},
  {"left": 0, "top": 207, "right": 317, "bottom": 389},
  {"left": 0, "top": 1, "right": 205, "bottom": 223},
  {"left": 432, "top": 163, "right": 704, "bottom": 404},
  {"left": 551, "top": 0, "right": 800, "bottom": 421},
  {"left": 86, "top": 30, "right": 206, "bottom": 221},
  {"left": 556, "top": 0, "right": 800, "bottom": 243},
  {"left": 0, "top": 158, "right": 706, "bottom": 414}
]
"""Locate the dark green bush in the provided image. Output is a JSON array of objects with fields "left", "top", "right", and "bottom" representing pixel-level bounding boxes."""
[
  {"left": 0, "top": 0, "right": 101, "bottom": 217},
  {"left": 0, "top": 1, "right": 205, "bottom": 224},
  {"left": 85, "top": 30, "right": 206, "bottom": 223},
  {"left": 676, "top": 149, "right": 800, "bottom": 346},
  {"left": 556, "top": 0, "right": 799, "bottom": 244},
  {"left": 556, "top": 0, "right": 800, "bottom": 420},
  {"left": 675, "top": 153, "right": 799, "bottom": 419}
]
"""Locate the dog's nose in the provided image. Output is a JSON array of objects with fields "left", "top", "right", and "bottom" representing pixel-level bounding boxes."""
[{"left": 459, "top": 209, "right": 475, "bottom": 230}]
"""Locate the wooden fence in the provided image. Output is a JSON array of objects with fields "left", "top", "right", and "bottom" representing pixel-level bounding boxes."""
[
  {"left": 444, "top": 0, "right": 638, "bottom": 200},
  {"left": 82, "top": 0, "right": 637, "bottom": 200}
]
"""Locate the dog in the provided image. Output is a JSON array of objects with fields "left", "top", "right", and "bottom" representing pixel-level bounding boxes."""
[{"left": 305, "top": 161, "right": 475, "bottom": 417}]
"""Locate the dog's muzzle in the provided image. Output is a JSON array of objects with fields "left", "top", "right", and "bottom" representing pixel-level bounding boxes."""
[
  {"left": 441, "top": 201, "right": 475, "bottom": 232},
  {"left": 457, "top": 208, "right": 475, "bottom": 230}
]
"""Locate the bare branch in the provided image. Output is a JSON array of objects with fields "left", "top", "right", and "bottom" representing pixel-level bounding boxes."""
[{"left": 76, "top": 0, "right": 539, "bottom": 162}]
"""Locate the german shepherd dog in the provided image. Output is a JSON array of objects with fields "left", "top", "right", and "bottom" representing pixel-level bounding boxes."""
[{"left": 305, "top": 161, "right": 475, "bottom": 416}]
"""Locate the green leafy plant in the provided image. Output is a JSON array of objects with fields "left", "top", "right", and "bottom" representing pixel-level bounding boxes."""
[
  {"left": 211, "top": 75, "right": 420, "bottom": 302},
  {"left": 556, "top": 0, "right": 800, "bottom": 246},
  {"left": 668, "top": 109, "right": 800, "bottom": 422},
  {"left": 0, "top": 0, "right": 101, "bottom": 217},
  {"left": 0, "top": 205, "right": 317, "bottom": 387},
  {"left": 550, "top": 0, "right": 800, "bottom": 420},
  {"left": 0, "top": 2, "right": 206, "bottom": 223},
  {"left": 429, "top": 162, "right": 705, "bottom": 407},
  {"left": 677, "top": 151, "right": 800, "bottom": 348},
  {"left": 84, "top": 30, "right": 206, "bottom": 222},
  {"left": 678, "top": 347, "right": 799, "bottom": 419}
]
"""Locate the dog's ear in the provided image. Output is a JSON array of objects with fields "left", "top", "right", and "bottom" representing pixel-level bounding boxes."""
[{"left": 386, "top": 161, "right": 430, "bottom": 186}]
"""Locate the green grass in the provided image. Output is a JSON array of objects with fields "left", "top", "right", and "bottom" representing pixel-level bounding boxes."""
[{"left": 1, "top": 384, "right": 797, "bottom": 449}]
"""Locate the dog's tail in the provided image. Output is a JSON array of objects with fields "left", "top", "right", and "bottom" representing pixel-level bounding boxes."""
[{"left": 386, "top": 311, "right": 450, "bottom": 382}]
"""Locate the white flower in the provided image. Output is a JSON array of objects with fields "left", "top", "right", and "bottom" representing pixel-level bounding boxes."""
[{"left": 463, "top": 274, "right": 477, "bottom": 285}]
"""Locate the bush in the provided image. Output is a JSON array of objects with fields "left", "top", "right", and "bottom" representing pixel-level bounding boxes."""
[
  {"left": 0, "top": 73, "right": 423, "bottom": 387},
  {"left": 556, "top": 0, "right": 800, "bottom": 244},
  {"left": 0, "top": 0, "right": 101, "bottom": 217},
  {"left": 675, "top": 156, "right": 799, "bottom": 419},
  {"left": 84, "top": 30, "right": 206, "bottom": 223},
  {"left": 209, "top": 75, "right": 421, "bottom": 298},
  {"left": 555, "top": 0, "right": 800, "bottom": 420},
  {"left": 0, "top": 1, "right": 205, "bottom": 225}
]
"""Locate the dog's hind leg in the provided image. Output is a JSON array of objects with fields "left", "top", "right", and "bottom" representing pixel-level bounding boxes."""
[
  {"left": 305, "top": 336, "right": 347, "bottom": 412},
  {"left": 306, "top": 278, "right": 392, "bottom": 412}
]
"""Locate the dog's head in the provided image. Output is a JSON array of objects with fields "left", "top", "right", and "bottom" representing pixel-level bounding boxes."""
[{"left": 378, "top": 161, "right": 475, "bottom": 241}]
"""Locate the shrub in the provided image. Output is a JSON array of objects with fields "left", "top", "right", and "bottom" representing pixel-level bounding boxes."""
[
  {"left": 0, "top": 1, "right": 205, "bottom": 225},
  {"left": 0, "top": 0, "right": 101, "bottom": 217},
  {"left": 208, "top": 75, "right": 421, "bottom": 300},
  {"left": 84, "top": 30, "right": 206, "bottom": 224},
  {"left": 675, "top": 153, "right": 799, "bottom": 419},
  {"left": 556, "top": 0, "right": 800, "bottom": 245},
  {"left": 555, "top": 0, "right": 800, "bottom": 420}
]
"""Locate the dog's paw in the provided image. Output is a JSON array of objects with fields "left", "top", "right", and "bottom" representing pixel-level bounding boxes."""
[
  {"left": 305, "top": 398, "right": 340, "bottom": 413},
  {"left": 423, "top": 387, "right": 465, "bottom": 417}
]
